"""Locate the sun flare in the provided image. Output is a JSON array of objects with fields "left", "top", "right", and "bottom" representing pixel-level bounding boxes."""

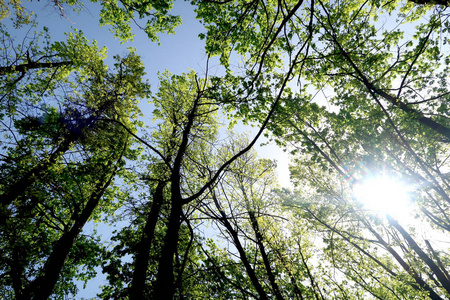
[{"left": 353, "top": 175, "right": 411, "bottom": 218}]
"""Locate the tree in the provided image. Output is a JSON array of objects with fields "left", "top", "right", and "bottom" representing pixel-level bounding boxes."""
[
  {"left": 100, "top": 70, "right": 250, "bottom": 299},
  {"left": 0, "top": 22, "right": 150, "bottom": 298},
  {"left": 198, "top": 136, "right": 331, "bottom": 299},
  {"left": 194, "top": 0, "right": 450, "bottom": 298}
]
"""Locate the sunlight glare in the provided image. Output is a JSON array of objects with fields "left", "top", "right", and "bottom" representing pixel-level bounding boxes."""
[{"left": 353, "top": 175, "right": 411, "bottom": 218}]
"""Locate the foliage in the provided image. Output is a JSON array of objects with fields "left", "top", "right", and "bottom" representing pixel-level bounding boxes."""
[
  {"left": 0, "top": 20, "right": 149, "bottom": 299},
  {"left": 1, "top": 0, "right": 181, "bottom": 41},
  {"left": 1, "top": 0, "right": 450, "bottom": 299}
]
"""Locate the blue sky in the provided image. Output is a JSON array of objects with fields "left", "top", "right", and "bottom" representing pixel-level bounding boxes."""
[{"left": 11, "top": 1, "right": 210, "bottom": 85}]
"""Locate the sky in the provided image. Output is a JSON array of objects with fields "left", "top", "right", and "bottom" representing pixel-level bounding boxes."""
[{"left": 3, "top": 1, "right": 291, "bottom": 298}]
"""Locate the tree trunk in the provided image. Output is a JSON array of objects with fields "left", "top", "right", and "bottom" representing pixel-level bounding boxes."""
[
  {"left": 387, "top": 215, "right": 450, "bottom": 295},
  {"left": 366, "top": 221, "right": 444, "bottom": 300},
  {"left": 212, "top": 194, "right": 269, "bottom": 300},
  {"left": 153, "top": 196, "right": 183, "bottom": 299},
  {"left": 23, "top": 162, "right": 118, "bottom": 300},
  {"left": 307, "top": 208, "right": 444, "bottom": 300},
  {"left": 247, "top": 208, "right": 284, "bottom": 300},
  {"left": 129, "top": 181, "right": 165, "bottom": 300}
]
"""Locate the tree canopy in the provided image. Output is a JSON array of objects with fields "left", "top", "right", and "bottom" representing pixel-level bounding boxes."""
[{"left": 0, "top": 0, "right": 449, "bottom": 299}]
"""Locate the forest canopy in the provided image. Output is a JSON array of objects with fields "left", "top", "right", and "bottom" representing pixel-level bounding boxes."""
[{"left": 0, "top": 0, "right": 449, "bottom": 299}]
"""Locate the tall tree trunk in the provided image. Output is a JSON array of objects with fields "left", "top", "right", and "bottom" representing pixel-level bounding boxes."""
[
  {"left": 129, "top": 181, "right": 166, "bottom": 300},
  {"left": 10, "top": 247, "right": 26, "bottom": 300},
  {"left": 152, "top": 83, "right": 200, "bottom": 299},
  {"left": 247, "top": 208, "right": 284, "bottom": 300},
  {"left": 387, "top": 215, "right": 450, "bottom": 295},
  {"left": 153, "top": 196, "right": 183, "bottom": 299},
  {"left": 23, "top": 159, "right": 119, "bottom": 300},
  {"left": 174, "top": 215, "right": 195, "bottom": 297},
  {"left": 212, "top": 194, "right": 269, "bottom": 300}
]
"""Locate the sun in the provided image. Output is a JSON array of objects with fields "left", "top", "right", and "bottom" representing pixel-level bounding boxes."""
[{"left": 353, "top": 174, "right": 411, "bottom": 218}]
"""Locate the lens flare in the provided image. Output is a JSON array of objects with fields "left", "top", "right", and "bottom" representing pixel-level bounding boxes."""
[{"left": 353, "top": 175, "right": 411, "bottom": 218}]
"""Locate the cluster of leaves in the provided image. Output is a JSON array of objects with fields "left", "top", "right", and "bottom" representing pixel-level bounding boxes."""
[{"left": 0, "top": 0, "right": 181, "bottom": 41}]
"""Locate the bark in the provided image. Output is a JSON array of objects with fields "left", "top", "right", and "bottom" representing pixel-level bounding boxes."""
[
  {"left": 174, "top": 215, "right": 195, "bottom": 298},
  {"left": 153, "top": 196, "right": 183, "bottom": 299},
  {"left": 129, "top": 181, "right": 166, "bottom": 300},
  {"left": 11, "top": 247, "right": 26, "bottom": 300}
]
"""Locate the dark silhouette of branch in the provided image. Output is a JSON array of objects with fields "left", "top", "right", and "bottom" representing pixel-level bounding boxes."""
[{"left": 0, "top": 61, "right": 72, "bottom": 75}]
